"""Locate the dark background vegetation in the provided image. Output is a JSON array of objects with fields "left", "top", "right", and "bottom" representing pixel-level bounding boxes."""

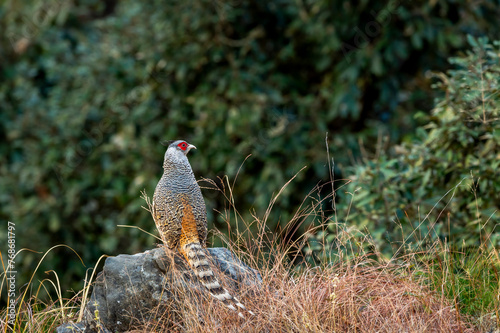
[{"left": 0, "top": 0, "right": 499, "bottom": 303}]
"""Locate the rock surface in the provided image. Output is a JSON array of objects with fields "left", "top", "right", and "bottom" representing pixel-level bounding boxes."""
[{"left": 56, "top": 247, "right": 261, "bottom": 333}]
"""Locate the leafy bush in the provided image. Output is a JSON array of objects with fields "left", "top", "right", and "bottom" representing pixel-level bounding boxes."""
[{"left": 313, "top": 36, "right": 500, "bottom": 256}]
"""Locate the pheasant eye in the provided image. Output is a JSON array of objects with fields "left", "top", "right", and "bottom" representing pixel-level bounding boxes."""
[{"left": 178, "top": 142, "right": 187, "bottom": 150}]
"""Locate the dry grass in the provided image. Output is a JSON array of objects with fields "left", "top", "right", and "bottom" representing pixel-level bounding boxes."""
[
  {"left": 1, "top": 173, "right": 497, "bottom": 332},
  {"left": 134, "top": 176, "right": 484, "bottom": 333},
  {"left": 135, "top": 244, "right": 480, "bottom": 333},
  {"left": 253, "top": 266, "right": 476, "bottom": 332}
]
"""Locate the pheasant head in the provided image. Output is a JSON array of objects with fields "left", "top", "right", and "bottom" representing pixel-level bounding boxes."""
[{"left": 162, "top": 140, "right": 197, "bottom": 168}]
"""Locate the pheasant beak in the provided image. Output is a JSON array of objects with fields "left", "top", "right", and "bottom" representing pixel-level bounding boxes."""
[{"left": 187, "top": 144, "right": 197, "bottom": 151}]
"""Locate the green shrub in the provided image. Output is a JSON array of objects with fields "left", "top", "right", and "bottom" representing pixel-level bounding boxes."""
[{"left": 313, "top": 36, "right": 500, "bottom": 256}]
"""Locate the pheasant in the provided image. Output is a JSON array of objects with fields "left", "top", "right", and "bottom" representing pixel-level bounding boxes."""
[{"left": 152, "top": 140, "right": 253, "bottom": 318}]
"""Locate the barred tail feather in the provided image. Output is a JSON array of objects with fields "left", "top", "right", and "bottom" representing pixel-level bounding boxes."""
[{"left": 183, "top": 242, "right": 254, "bottom": 318}]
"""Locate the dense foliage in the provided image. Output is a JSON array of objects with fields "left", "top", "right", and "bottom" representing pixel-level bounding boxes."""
[
  {"left": 310, "top": 36, "right": 500, "bottom": 257},
  {"left": 0, "top": 0, "right": 499, "bottom": 298}
]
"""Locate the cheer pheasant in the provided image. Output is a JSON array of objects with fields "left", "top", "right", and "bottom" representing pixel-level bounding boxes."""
[{"left": 152, "top": 140, "right": 253, "bottom": 318}]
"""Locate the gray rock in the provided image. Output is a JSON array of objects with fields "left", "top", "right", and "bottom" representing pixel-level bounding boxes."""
[
  {"left": 56, "top": 247, "right": 261, "bottom": 333},
  {"left": 56, "top": 321, "right": 111, "bottom": 333},
  {"left": 55, "top": 321, "right": 87, "bottom": 333}
]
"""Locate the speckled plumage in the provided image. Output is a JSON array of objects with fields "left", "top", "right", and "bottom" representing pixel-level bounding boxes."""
[
  {"left": 152, "top": 140, "right": 253, "bottom": 318},
  {"left": 152, "top": 142, "right": 207, "bottom": 250}
]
